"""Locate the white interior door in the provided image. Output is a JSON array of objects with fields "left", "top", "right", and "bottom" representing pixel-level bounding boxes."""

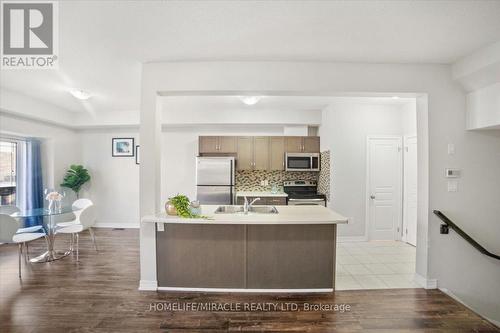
[
  {"left": 367, "top": 137, "right": 402, "bottom": 241},
  {"left": 403, "top": 136, "right": 417, "bottom": 246}
]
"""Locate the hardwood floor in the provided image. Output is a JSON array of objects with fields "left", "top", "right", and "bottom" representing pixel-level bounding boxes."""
[{"left": 0, "top": 228, "right": 498, "bottom": 333}]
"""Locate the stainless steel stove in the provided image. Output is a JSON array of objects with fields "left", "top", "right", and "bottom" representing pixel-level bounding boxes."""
[{"left": 283, "top": 180, "right": 326, "bottom": 206}]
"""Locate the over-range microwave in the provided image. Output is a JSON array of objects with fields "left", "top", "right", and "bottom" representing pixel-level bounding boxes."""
[{"left": 285, "top": 153, "right": 320, "bottom": 172}]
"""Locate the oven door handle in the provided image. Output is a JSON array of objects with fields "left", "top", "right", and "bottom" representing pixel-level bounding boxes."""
[{"left": 289, "top": 198, "right": 325, "bottom": 201}]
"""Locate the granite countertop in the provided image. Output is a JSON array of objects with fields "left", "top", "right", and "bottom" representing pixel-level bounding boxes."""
[
  {"left": 142, "top": 205, "right": 348, "bottom": 225},
  {"left": 236, "top": 191, "right": 288, "bottom": 198}
]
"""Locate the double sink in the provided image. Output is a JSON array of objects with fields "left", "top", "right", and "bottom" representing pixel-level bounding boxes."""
[{"left": 215, "top": 205, "right": 279, "bottom": 214}]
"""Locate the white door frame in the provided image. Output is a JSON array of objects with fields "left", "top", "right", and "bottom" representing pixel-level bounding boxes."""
[
  {"left": 402, "top": 135, "right": 418, "bottom": 245},
  {"left": 365, "top": 135, "right": 403, "bottom": 241},
  {"left": 139, "top": 65, "right": 431, "bottom": 289}
]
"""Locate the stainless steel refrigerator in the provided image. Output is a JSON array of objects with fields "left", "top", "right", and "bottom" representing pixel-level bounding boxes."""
[{"left": 196, "top": 157, "right": 235, "bottom": 205}]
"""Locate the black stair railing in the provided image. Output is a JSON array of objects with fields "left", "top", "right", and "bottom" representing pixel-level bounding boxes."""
[{"left": 433, "top": 210, "right": 500, "bottom": 261}]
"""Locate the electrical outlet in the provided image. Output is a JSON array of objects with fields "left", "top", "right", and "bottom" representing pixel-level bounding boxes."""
[
  {"left": 447, "top": 180, "right": 459, "bottom": 192},
  {"left": 447, "top": 143, "right": 455, "bottom": 155}
]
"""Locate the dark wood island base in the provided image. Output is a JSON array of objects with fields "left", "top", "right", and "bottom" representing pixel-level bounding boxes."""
[{"left": 156, "top": 224, "right": 337, "bottom": 291}]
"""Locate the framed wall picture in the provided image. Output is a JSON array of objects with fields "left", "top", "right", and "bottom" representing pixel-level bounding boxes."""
[
  {"left": 112, "top": 138, "right": 134, "bottom": 157},
  {"left": 135, "top": 145, "right": 140, "bottom": 164}
]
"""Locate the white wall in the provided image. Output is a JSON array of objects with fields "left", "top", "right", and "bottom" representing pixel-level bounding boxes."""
[
  {"left": 466, "top": 83, "right": 500, "bottom": 129},
  {"left": 319, "top": 101, "right": 416, "bottom": 239},
  {"left": 0, "top": 113, "right": 81, "bottom": 204},
  {"left": 161, "top": 102, "right": 322, "bottom": 126},
  {"left": 283, "top": 125, "right": 309, "bottom": 136},
  {"left": 402, "top": 100, "right": 417, "bottom": 137},
  {"left": 79, "top": 129, "right": 140, "bottom": 227},
  {"left": 452, "top": 41, "right": 500, "bottom": 130}
]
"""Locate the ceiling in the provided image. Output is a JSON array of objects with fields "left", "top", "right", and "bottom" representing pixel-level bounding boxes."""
[
  {"left": 161, "top": 95, "right": 415, "bottom": 113},
  {"left": 1, "top": 0, "right": 500, "bottom": 115}
]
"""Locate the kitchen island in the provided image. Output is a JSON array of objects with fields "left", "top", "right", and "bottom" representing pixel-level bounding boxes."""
[{"left": 140, "top": 205, "right": 348, "bottom": 292}]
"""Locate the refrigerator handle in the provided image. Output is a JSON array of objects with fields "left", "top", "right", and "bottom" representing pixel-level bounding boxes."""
[
  {"left": 232, "top": 158, "right": 236, "bottom": 185},
  {"left": 230, "top": 159, "right": 234, "bottom": 204}
]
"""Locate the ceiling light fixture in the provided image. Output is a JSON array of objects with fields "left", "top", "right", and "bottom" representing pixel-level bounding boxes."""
[
  {"left": 239, "top": 96, "right": 262, "bottom": 106},
  {"left": 391, "top": 96, "right": 400, "bottom": 100},
  {"left": 69, "top": 89, "right": 92, "bottom": 100}
]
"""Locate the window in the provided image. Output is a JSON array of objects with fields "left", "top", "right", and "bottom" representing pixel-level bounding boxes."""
[{"left": 0, "top": 141, "right": 17, "bottom": 205}]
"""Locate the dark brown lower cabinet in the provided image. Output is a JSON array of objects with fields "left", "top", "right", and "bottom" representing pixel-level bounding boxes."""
[
  {"left": 156, "top": 224, "right": 336, "bottom": 290},
  {"left": 236, "top": 196, "right": 287, "bottom": 206}
]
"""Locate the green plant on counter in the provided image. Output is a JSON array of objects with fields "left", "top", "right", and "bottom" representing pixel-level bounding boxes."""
[{"left": 169, "top": 194, "right": 207, "bottom": 219}]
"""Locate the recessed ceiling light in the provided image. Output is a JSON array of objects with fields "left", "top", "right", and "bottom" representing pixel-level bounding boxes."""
[
  {"left": 391, "top": 96, "right": 400, "bottom": 100},
  {"left": 69, "top": 89, "right": 91, "bottom": 100},
  {"left": 239, "top": 96, "right": 262, "bottom": 106}
]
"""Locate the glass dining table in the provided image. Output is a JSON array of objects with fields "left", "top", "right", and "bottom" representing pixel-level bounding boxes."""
[{"left": 12, "top": 206, "right": 78, "bottom": 263}]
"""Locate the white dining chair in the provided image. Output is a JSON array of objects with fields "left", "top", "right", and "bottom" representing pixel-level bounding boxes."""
[
  {"left": 0, "top": 205, "right": 45, "bottom": 234},
  {"left": 56, "top": 199, "right": 93, "bottom": 227},
  {"left": 0, "top": 213, "right": 47, "bottom": 278},
  {"left": 56, "top": 204, "right": 97, "bottom": 261},
  {"left": 56, "top": 199, "right": 96, "bottom": 252}
]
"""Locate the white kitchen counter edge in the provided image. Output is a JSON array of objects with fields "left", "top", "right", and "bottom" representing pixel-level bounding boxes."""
[{"left": 142, "top": 205, "right": 348, "bottom": 225}]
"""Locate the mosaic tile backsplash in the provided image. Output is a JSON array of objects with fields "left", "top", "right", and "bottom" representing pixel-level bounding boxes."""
[
  {"left": 318, "top": 150, "right": 331, "bottom": 201},
  {"left": 235, "top": 170, "right": 319, "bottom": 192}
]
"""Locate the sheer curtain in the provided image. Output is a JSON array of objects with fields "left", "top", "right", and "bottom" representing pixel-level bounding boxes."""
[{"left": 19, "top": 139, "right": 44, "bottom": 227}]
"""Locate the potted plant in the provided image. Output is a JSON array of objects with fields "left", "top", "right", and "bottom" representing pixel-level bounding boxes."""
[{"left": 60, "top": 164, "right": 91, "bottom": 198}]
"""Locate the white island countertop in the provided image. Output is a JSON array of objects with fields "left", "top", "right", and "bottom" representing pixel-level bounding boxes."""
[{"left": 142, "top": 205, "right": 348, "bottom": 225}]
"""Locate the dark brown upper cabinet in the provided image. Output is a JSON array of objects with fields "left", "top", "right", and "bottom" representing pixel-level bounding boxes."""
[
  {"left": 236, "top": 136, "right": 270, "bottom": 171},
  {"left": 269, "top": 137, "right": 285, "bottom": 171},
  {"left": 199, "top": 136, "right": 237, "bottom": 154},
  {"left": 285, "top": 136, "right": 320, "bottom": 153}
]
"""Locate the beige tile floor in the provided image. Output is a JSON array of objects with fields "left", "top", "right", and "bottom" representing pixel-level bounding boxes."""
[{"left": 335, "top": 240, "right": 420, "bottom": 290}]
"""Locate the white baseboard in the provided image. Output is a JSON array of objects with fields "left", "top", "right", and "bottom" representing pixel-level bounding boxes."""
[
  {"left": 413, "top": 273, "right": 437, "bottom": 289},
  {"left": 338, "top": 236, "right": 368, "bottom": 242},
  {"left": 94, "top": 222, "right": 140, "bottom": 229},
  {"left": 138, "top": 280, "right": 158, "bottom": 291},
  {"left": 157, "top": 287, "right": 333, "bottom": 293},
  {"left": 439, "top": 288, "right": 500, "bottom": 328}
]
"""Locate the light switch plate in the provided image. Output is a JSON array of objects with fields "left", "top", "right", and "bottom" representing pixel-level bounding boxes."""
[
  {"left": 157, "top": 223, "right": 165, "bottom": 232},
  {"left": 447, "top": 180, "right": 459, "bottom": 192},
  {"left": 445, "top": 168, "right": 461, "bottom": 178}
]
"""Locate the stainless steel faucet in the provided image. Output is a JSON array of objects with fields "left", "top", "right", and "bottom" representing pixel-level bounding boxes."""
[{"left": 243, "top": 196, "right": 261, "bottom": 214}]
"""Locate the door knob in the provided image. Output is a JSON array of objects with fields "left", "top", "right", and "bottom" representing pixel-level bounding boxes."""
[{"left": 370, "top": 195, "right": 376, "bottom": 199}]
